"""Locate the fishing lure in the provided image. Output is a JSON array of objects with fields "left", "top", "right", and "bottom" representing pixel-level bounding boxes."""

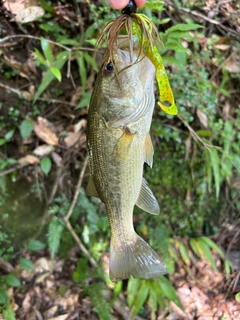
[
  {"left": 132, "top": 16, "right": 178, "bottom": 115},
  {"left": 98, "top": 0, "right": 178, "bottom": 115}
]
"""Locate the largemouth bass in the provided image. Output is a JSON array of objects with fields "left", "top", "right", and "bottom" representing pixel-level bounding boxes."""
[{"left": 87, "top": 36, "right": 167, "bottom": 282}]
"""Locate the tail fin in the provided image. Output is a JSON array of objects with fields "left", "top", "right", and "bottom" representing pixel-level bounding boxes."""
[{"left": 109, "top": 234, "right": 167, "bottom": 282}]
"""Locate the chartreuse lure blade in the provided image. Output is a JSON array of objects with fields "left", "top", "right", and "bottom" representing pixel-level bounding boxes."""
[{"left": 132, "top": 15, "right": 178, "bottom": 115}]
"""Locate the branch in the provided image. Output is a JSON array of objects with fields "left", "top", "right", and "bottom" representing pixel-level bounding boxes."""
[{"left": 64, "top": 157, "right": 97, "bottom": 268}]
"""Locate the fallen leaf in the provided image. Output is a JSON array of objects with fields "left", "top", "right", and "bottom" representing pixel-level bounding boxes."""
[
  {"left": 15, "top": 6, "right": 45, "bottom": 23},
  {"left": 0, "top": 258, "right": 14, "bottom": 273},
  {"left": 34, "top": 117, "right": 59, "bottom": 146},
  {"left": 3, "top": 0, "right": 25, "bottom": 13},
  {"left": 44, "top": 305, "right": 58, "bottom": 319},
  {"left": 224, "top": 51, "right": 240, "bottom": 73},
  {"left": 3, "top": 56, "right": 37, "bottom": 80},
  {"left": 33, "top": 144, "right": 54, "bottom": 157},
  {"left": 185, "top": 135, "right": 192, "bottom": 160},
  {"left": 18, "top": 155, "right": 39, "bottom": 165},
  {"left": 51, "top": 152, "right": 62, "bottom": 167},
  {"left": 35, "top": 272, "right": 51, "bottom": 284},
  {"left": 34, "top": 257, "right": 51, "bottom": 273},
  {"left": 197, "top": 109, "right": 208, "bottom": 128},
  {"left": 64, "top": 132, "right": 81, "bottom": 148},
  {"left": 214, "top": 44, "right": 231, "bottom": 50},
  {"left": 22, "top": 293, "right": 32, "bottom": 313},
  {"left": 74, "top": 119, "right": 87, "bottom": 132}
]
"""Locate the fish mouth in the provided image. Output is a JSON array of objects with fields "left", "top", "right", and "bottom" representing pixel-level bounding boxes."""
[
  {"left": 114, "top": 49, "right": 150, "bottom": 82},
  {"left": 116, "top": 35, "right": 140, "bottom": 51}
]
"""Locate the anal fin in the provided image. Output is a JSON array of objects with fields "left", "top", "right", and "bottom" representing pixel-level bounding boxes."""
[
  {"left": 86, "top": 176, "right": 99, "bottom": 198},
  {"left": 135, "top": 178, "right": 160, "bottom": 215}
]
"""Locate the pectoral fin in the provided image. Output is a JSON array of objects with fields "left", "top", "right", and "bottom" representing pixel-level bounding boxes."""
[
  {"left": 112, "top": 129, "right": 135, "bottom": 163},
  {"left": 144, "top": 133, "right": 154, "bottom": 168},
  {"left": 86, "top": 176, "right": 99, "bottom": 198},
  {"left": 136, "top": 178, "right": 160, "bottom": 215}
]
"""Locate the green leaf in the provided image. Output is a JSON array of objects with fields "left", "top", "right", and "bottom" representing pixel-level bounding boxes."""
[
  {"left": 5, "top": 274, "right": 21, "bottom": 287},
  {"left": 127, "top": 277, "right": 142, "bottom": 307},
  {"left": 158, "top": 277, "right": 183, "bottom": 309},
  {"left": 149, "top": 288, "right": 158, "bottom": 313},
  {"left": 85, "top": 283, "right": 112, "bottom": 320},
  {"left": 50, "top": 67, "right": 62, "bottom": 81},
  {"left": 209, "top": 148, "right": 221, "bottom": 198},
  {"left": 158, "top": 18, "right": 171, "bottom": 25},
  {"left": 224, "top": 259, "right": 232, "bottom": 277},
  {"left": 0, "top": 288, "right": 7, "bottom": 304},
  {"left": 40, "top": 157, "right": 52, "bottom": 176},
  {"left": 200, "top": 237, "right": 224, "bottom": 258},
  {"left": 75, "top": 92, "right": 91, "bottom": 109},
  {"left": 19, "top": 258, "right": 35, "bottom": 270},
  {"left": 82, "top": 52, "right": 98, "bottom": 72},
  {"left": 162, "top": 56, "right": 183, "bottom": 67},
  {"left": 130, "top": 280, "right": 149, "bottom": 317},
  {"left": 147, "top": 280, "right": 163, "bottom": 312},
  {"left": 235, "top": 292, "right": 240, "bottom": 303},
  {"left": 0, "top": 138, "right": 6, "bottom": 146},
  {"left": 85, "top": 39, "right": 97, "bottom": 46},
  {"left": 77, "top": 55, "right": 87, "bottom": 90},
  {"left": 164, "top": 41, "right": 188, "bottom": 52},
  {"left": 33, "top": 51, "right": 68, "bottom": 103},
  {"left": 112, "top": 281, "right": 122, "bottom": 301},
  {"left": 167, "top": 23, "right": 203, "bottom": 33},
  {"left": 168, "top": 31, "right": 194, "bottom": 39},
  {"left": 28, "top": 239, "right": 46, "bottom": 251},
  {"left": 145, "top": 2, "right": 164, "bottom": 11},
  {"left": 41, "top": 37, "right": 53, "bottom": 64},
  {"left": 48, "top": 218, "right": 64, "bottom": 259},
  {"left": 179, "top": 241, "right": 191, "bottom": 266},
  {"left": 3, "top": 305, "right": 16, "bottom": 320},
  {"left": 197, "top": 237, "right": 217, "bottom": 271},
  {"left": 4, "top": 130, "right": 15, "bottom": 141},
  {"left": 196, "top": 130, "right": 212, "bottom": 137},
  {"left": 0, "top": 176, "right": 6, "bottom": 193},
  {"left": 73, "top": 258, "right": 89, "bottom": 284},
  {"left": 83, "top": 23, "right": 97, "bottom": 42},
  {"left": 223, "top": 121, "right": 233, "bottom": 156},
  {"left": 189, "top": 238, "right": 202, "bottom": 257},
  {"left": 7, "top": 158, "right": 17, "bottom": 165},
  {"left": 19, "top": 120, "right": 34, "bottom": 140},
  {"left": 34, "top": 48, "right": 47, "bottom": 65},
  {"left": 37, "top": 0, "right": 53, "bottom": 12},
  {"left": 204, "top": 149, "right": 212, "bottom": 193},
  {"left": 58, "top": 37, "right": 79, "bottom": 45},
  {"left": 175, "top": 51, "right": 187, "bottom": 67}
]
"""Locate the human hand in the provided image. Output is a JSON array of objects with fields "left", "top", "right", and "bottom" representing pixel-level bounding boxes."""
[{"left": 107, "top": 0, "right": 146, "bottom": 10}]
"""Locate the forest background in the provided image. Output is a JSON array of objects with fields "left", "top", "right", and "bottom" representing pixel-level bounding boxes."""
[{"left": 0, "top": 0, "right": 239, "bottom": 319}]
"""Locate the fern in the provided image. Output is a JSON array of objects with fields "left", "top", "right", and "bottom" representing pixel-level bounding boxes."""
[
  {"left": 85, "top": 283, "right": 112, "bottom": 320},
  {"left": 48, "top": 217, "right": 64, "bottom": 259}
]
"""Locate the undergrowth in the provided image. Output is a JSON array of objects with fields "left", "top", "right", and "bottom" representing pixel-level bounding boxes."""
[{"left": 0, "top": 0, "right": 239, "bottom": 319}]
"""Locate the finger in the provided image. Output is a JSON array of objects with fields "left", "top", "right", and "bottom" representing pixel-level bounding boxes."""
[
  {"left": 135, "top": 0, "right": 146, "bottom": 8},
  {"left": 108, "top": 0, "right": 129, "bottom": 10}
]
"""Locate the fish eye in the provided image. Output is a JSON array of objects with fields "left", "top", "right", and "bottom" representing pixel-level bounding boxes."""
[{"left": 104, "top": 62, "right": 113, "bottom": 75}]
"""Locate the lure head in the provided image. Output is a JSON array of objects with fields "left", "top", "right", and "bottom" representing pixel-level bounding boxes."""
[{"left": 121, "top": 0, "right": 137, "bottom": 15}]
